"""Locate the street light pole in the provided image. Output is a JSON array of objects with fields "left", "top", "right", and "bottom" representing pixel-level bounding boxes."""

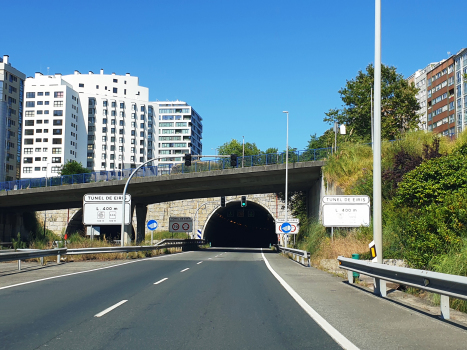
[
  {"left": 373, "top": 0, "right": 385, "bottom": 296},
  {"left": 283, "top": 111, "right": 289, "bottom": 248},
  {"left": 242, "top": 136, "right": 245, "bottom": 168}
]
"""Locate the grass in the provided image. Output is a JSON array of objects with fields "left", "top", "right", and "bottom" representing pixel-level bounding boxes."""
[
  {"left": 296, "top": 220, "right": 372, "bottom": 266},
  {"left": 428, "top": 240, "right": 467, "bottom": 312}
]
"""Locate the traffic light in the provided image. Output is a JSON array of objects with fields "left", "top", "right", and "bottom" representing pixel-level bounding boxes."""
[
  {"left": 184, "top": 154, "right": 191, "bottom": 166},
  {"left": 230, "top": 154, "right": 238, "bottom": 167},
  {"left": 241, "top": 196, "right": 247, "bottom": 208},
  {"left": 220, "top": 196, "right": 226, "bottom": 207}
]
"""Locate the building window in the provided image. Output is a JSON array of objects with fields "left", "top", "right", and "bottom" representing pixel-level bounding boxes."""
[
  {"left": 23, "top": 157, "right": 33, "bottom": 164},
  {"left": 24, "top": 139, "right": 34, "bottom": 145},
  {"left": 54, "top": 101, "right": 63, "bottom": 107},
  {"left": 52, "top": 148, "right": 61, "bottom": 154},
  {"left": 53, "top": 120, "right": 63, "bottom": 126},
  {"left": 52, "top": 138, "right": 62, "bottom": 144},
  {"left": 26, "top": 101, "right": 35, "bottom": 107},
  {"left": 79, "top": 83, "right": 84, "bottom": 88},
  {"left": 53, "top": 129, "right": 62, "bottom": 135},
  {"left": 26, "top": 92, "right": 35, "bottom": 98},
  {"left": 53, "top": 110, "right": 63, "bottom": 116},
  {"left": 23, "top": 167, "right": 32, "bottom": 173},
  {"left": 113, "top": 88, "right": 118, "bottom": 93},
  {"left": 54, "top": 92, "right": 64, "bottom": 98}
]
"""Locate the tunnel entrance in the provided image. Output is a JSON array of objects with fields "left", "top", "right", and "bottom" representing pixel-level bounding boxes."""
[{"left": 203, "top": 201, "right": 277, "bottom": 248}]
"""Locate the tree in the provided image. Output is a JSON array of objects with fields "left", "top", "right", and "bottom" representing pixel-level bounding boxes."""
[
  {"left": 264, "top": 147, "right": 278, "bottom": 154},
  {"left": 218, "top": 139, "right": 261, "bottom": 156},
  {"left": 324, "top": 64, "right": 420, "bottom": 140},
  {"left": 59, "top": 160, "right": 91, "bottom": 176}
]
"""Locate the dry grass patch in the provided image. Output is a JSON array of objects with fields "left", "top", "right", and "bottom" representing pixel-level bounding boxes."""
[{"left": 310, "top": 235, "right": 370, "bottom": 266}]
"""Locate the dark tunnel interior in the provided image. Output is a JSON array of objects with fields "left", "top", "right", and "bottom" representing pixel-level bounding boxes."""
[{"left": 203, "top": 201, "right": 277, "bottom": 248}]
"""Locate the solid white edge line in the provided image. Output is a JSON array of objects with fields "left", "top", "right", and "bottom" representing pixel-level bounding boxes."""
[
  {"left": 197, "top": 261, "right": 203, "bottom": 264},
  {"left": 180, "top": 268, "right": 190, "bottom": 272},
  {"left": 94, "top": 300, "right": 128, "bottom": 317},
  {"left": 0, "top": 251, "right": 193, "bottom": 291},
  {"left": 260, "top": 248, "right": 359, "bottom": 350},
  {"left": 154, "top": 278, "right": 168, "bottom": 285}
]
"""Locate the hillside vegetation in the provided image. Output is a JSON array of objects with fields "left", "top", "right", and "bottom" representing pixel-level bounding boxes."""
[{"left": 294, "top": 131, "right": 467, "bottom": 312}]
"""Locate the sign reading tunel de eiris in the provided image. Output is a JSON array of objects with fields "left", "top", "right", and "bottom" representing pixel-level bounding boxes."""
[{"left": 322, "top": 195, "right": 370, "bottom": 228}]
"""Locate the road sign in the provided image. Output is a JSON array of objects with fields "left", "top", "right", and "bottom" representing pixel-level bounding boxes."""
[
  {"left": 275, "top": 218, "right": 299, "bottom": 234},
  {"left": 322, "top": 195, "right": 370, "bottom": 227},
  {"left": 147, "top": 220, "right": 158, "bottom": 231},
  {"left": 86, "top": 226, "right": 100, "bottom": 236},
  {"left": 83, "top": 193, "right": 131, "bottom": 225},
  {"left": 197, "top": 229, "right": 202, "bottom": 239},
  {"left": 169, "top": 217, "right": 193, "bottom": 233}
]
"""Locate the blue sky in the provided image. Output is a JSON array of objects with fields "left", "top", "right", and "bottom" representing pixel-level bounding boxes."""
[{"left": 3, "top": 0, "right": 467, "bottom": 154}]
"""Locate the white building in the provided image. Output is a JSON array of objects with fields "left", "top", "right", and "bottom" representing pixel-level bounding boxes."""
[
  {"left": 21, "top": 73, "right": 86, "bottom": 178},
  {"left": 0, "top": 55, "right": 26, "bottom": 181},
  {"left": 21, "top": 70, "right": 203, "bottom": 178},
  {"left": 454, "top": 48, "right": 467, "bottom": 134}
]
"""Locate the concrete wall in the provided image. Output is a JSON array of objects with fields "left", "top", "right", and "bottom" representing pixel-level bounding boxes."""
[{"left": 35, "top": 193, "right": 291, "bottom": 237}]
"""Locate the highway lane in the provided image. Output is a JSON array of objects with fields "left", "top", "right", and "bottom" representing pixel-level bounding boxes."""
[{"left": 0, "top": 249, "right": 342, "bottom": 350}]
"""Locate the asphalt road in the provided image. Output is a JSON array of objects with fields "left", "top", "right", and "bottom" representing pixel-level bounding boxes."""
[{"left": 0, "top": 249, "right": 341, "bottom": 350}]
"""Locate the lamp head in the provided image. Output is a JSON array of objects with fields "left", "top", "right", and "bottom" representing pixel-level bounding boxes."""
[{"left": 282, "top": 111, "right": 288, "bottom": 114}]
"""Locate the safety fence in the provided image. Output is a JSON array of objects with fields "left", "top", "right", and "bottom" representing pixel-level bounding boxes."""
[{"left": 1, "top": 239, "right": 206, "bottom": 271}]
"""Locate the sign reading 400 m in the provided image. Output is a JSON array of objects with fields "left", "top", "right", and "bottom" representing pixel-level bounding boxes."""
[
  {"left": 83, "top": 193, "right": 131, "bottom": 225},
  {"left": 322, "top": 195, "right": 370, "bottom": 228}
]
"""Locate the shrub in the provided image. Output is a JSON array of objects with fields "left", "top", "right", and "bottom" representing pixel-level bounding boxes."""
[{"left": 396, "top": 151, "right": 467, "bottom": 208}]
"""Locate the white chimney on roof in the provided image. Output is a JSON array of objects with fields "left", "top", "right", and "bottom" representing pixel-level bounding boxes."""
[
  {"left": 74, "top": 70, "right": 80, "bottom": 75},
  {"left": 3, "top": 55, "right": 9, "bottom": 65},
  {"left": 89, "top": 71, "right": 94, "bottom": 75},
  {"left": 100, "top": 69, "right": 104, "bottom": 75}
]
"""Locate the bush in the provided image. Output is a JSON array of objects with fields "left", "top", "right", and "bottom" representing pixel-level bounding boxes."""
[
  {"left": 394, "top": 189, "right": 467, "bottom": 269},
  {"left": 396, "top": 151, "right": 467, "bottom": 208}
]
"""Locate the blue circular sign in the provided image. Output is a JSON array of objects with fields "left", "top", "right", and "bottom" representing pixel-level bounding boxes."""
[
  {"left": 147, "top": 220, "right": 158, "bottom": 231},
  {"left": 281, "top": 222, "right": 292, "bottom": 233}
]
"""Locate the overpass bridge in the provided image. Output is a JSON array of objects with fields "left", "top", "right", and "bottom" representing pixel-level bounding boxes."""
[{"left": 0, "top": 161, "right": 325, "bottom": 243}]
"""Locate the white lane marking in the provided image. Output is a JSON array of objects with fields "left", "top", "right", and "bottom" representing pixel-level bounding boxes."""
[
  {"left": 260, "top": 249, "right": 359, "bottom": 350},
  {"left": 0, "top": 251, "right": 193, "bottom": 291},
  {"left": 94, "top": 300, "right": 128, "bottom": 318},
  {"left": 154, "top": 278, "right": 168, "bottom": 285},
  {"left": 208, "top": 258, "right": 212, "bottom": 260},
  {"left": 197, "top": 261, "right": 203, "bottom": 265},
  {"left": 180, "top": 268, "right": 190, "bottom": 272}
]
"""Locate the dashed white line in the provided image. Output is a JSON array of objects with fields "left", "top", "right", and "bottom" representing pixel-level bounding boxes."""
[
  {"left": 154, "top": 278, "right": 168, "bottom": 285},
  {"left": 208, "top": 258, "right": 212, "bottom": 260},
  {"left": 94, "top": 300, "right": 128, "bottom": 318},
  {"left": 197, "top": 261, "right": 203, "bottom": 265},
  {"left": 180, "top": 268, "right": 190, "bottom": 272},
  {"left": 0, "top": 251, "right": 194, "bottom": 291}
]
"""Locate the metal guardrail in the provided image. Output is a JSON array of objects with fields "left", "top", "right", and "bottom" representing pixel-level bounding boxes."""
[
  {"left": 1, "top": 248, "right": 67, "bottom": 271},
  {"left": 337, "top": 256, "right": 467, "bottom": 320},
  {"left": 277, "top": 245, "right": 310, "bottom": 267},
  {"left": 66, "top": 239, "right": 206, "bottom": 255},
  {"left": 0, "top": 240, "right": 205, "bottom": 272},
  {"left": 0, "top": 148, "right": 331, "bottom": 192}
]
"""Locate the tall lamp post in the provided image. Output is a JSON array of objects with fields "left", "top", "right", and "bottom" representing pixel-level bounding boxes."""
[
  {"left": 373, "top": 0, "right": 385, "bottom": 296},
  {"left": 282, "top": 111, "right": 289, "bottom": 248}
]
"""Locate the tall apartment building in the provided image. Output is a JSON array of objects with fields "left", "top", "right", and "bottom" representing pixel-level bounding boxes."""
[
  {"left": 21, "top": 73, "right": 86, "bottom": 178},
  {"left": 454, "top": 48, "right": 467, "bottom": 134},
  {"left": 20, "top": 70, "right": 202, "bottom": 178},
  {"left": 409, "top": 47, "right": 467, "bottom": 138},
  {"left": 0, "top": 56, "right": 26, "bottom": 181}
]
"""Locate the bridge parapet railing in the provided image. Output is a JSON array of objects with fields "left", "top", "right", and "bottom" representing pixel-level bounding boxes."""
[
  {"left": 337, "top": 256, "right": 467, "bottom": 320},
  {"left": 0, "top": 148, "right": 331, "bottom": 192}
]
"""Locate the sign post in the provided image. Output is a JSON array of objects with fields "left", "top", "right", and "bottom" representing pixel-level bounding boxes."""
[
  {"left": 321, "top": 196, "right": 370, "bottom": 228},
  {"left": 169, "top": 217, "right": 193, "bottom": 234},
  {"left": 147, "top": 219, "right": 158, "bottom": 245},
  {"left": 83, "top": 194, "right": 131, "bottom": 226}
]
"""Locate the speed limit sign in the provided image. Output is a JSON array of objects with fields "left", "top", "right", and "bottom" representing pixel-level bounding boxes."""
[{"left": 169, "top": 217, "right": 193, "bottom": 232}]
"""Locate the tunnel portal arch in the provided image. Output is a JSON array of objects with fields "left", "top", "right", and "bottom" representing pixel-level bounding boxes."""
[{"left": 203, "top": 200, "right": 277, "bottom": 248}]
